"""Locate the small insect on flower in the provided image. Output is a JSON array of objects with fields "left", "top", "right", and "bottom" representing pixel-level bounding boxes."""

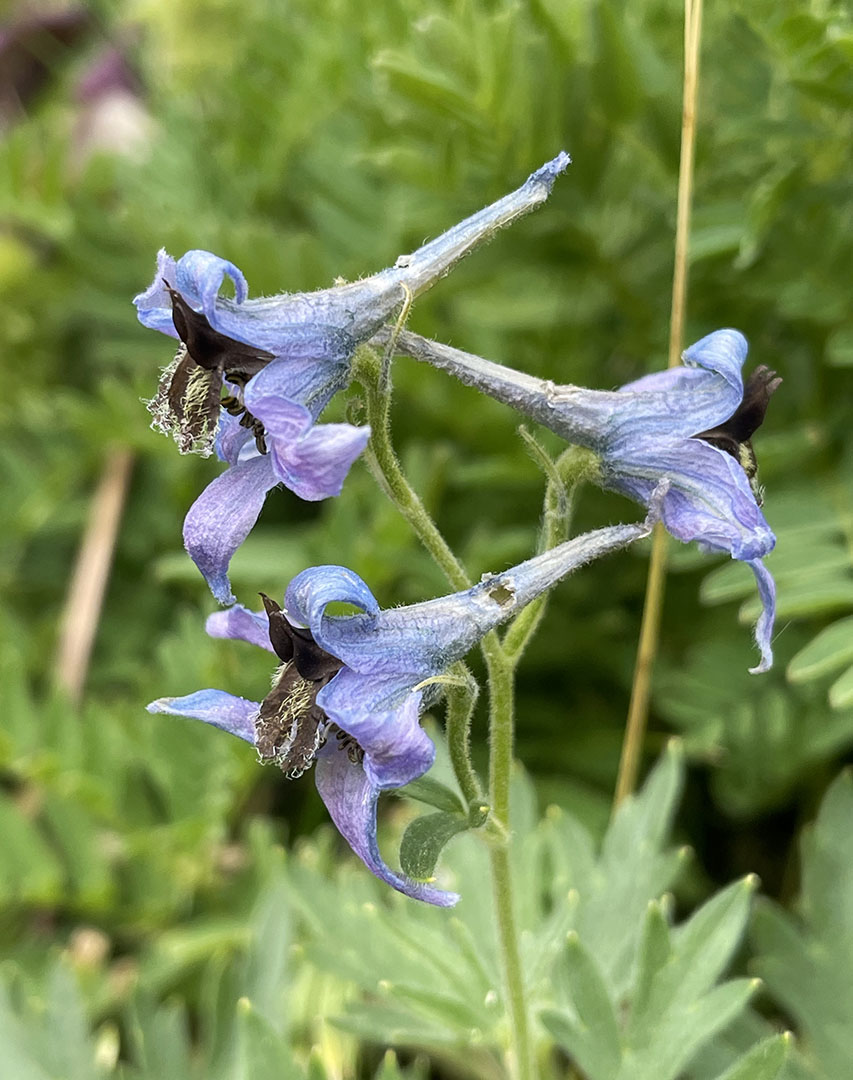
[
  {"left": 694, "top": 365, "right": 782, "bottom": 506},
  {"left": 146, "top": 281, "right": 275, "bottom": 456}
]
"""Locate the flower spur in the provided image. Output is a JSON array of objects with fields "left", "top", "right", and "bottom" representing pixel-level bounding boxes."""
[
  {"left": 147, "top": 507, "right": 661, "bottom": 906},
  {"left": 134, "top": 153, "right": 570, "bottom": 602},
  {"left": 381, "top": 327, "right": 781, "bottom": 672}
]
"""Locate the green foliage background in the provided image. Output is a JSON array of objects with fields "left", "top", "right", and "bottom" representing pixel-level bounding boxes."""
[{"left": 0, "top": 0, "right": 851, "bottom": 1076}]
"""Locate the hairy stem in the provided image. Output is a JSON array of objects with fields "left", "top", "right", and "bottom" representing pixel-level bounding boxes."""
[
  {"left": 503, "top": 444, "right": 590, "bottom": 661},
  {"left": 490, "top": 843, "right": 534, "bottom": 1080},
  {"left": 615, "top": 0, "right": 703, "bottom": 809},
  {"left": 356, "top": 346, "right": 470, "bottom": 593}
]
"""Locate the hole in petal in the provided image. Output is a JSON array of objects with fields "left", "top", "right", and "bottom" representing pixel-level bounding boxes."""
[{"left": 487, "top": 581, "right": 516, "bottom": 607}]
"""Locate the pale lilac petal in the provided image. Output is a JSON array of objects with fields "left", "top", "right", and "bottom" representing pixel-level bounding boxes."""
[
  {"left": 607, "top": 437, "right": 775, "bottom": 561},
  {"left": 174, "top": 249, "right": 248, "bottom": 321},
  {"left": 206, "top": 605, "right": 275, "bottom": 653},
  {"left": 244, "top": 384, "right": 312, "bottom": 444},
  {"left": 215, "top": 411, "right": 253, "bottom": 466},
  {"left": 183, "top": 454, "right": 279, "bottom": 605},
  {"left": 285, "top": 565, "right": 381, "bottom": 630},
  {"left": 244, "top": 355, "right": 348, "bottom": 416},
  {"left": 747, "top": 559, "right": 776, "bottom": 675},
  {"left": 146, "top": 688, "right": 258, "bottom": 744},
  {"left": 273, "top": 423, "right": 371, "bottom": 502},
  {"left": 314, "top": 745, "right": 459, "bottom": 907},
  {"left": 133, "top": 249, "right": 180, "bottom": 337},
  {"left": 317, "top": 669, "right": 434, "bottom": 789},
  {"left": 617, "top": 329, "right": 747, "bottom": 436}
]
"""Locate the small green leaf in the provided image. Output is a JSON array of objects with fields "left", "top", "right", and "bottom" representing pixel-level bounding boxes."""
[
  {"left": 550, "top": 932, "right": 622, "bottom": 1080},
  {"left": 399, "top": 811, "right": 469, "bottom": 880},
  {"left": 713, "top": 1032, "right": 792, "bottom": 1080},
  {"left": 787, "top": 616, "right": 853, "bottom": 683},
  {"left": 630, "top": 901, "right": 672, "bottom": 1031},
  {"left": 307, "top": 1046, "right": 331, "bottom": 1080},
  {"left": 373, "top": 1050, "right": 404, "bottom": 1079},
  {"left": 828, "top": 664, "right": 853, "bottom": 709},
  {"left": 234, "top": 998, "right": 299, "bottom": 1080},
  {"left": 398, "top": 777, "right": 465, "bottom": 815}
]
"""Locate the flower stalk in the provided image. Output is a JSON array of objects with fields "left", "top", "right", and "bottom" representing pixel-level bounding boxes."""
[{"left": 355, "top": 345, "right": 471, "bottom": 593}]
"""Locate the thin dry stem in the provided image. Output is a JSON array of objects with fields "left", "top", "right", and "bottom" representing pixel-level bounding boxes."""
[
  {"left": 55, "top": 447, "right": 133, "bottom": 705},
  {"left": 615, "top": 0, "right": 703, "bottom": 809}
]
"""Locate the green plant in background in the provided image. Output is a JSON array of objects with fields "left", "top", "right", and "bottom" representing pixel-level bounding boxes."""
[{"left": 1, "top": 0, "right": 851, "bottom": 1078}]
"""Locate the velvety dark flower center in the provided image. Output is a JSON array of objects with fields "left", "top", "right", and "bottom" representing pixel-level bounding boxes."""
[
  {"left": 145, "top": 281, "right": 275, "bottom": 456},
  {"left": 695, "top": 365, "right": 782, "bottom": 504},
  {"left": 256, "top": 593, "right": 363, "bottom": 778}
]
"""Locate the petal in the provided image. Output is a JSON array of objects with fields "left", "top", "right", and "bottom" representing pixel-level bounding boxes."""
[
  {"left": 183, "top": 454, "right": 279, "bottom": 605},
  {"left": 215, "top": 410, "right": 253, "bottom": 466},
  {"left": 146, "top": 688, "right": 258, "bottom": 744},
  {"left": 747, "top": 558, "right": 776, "bottom": 674},
  {"left": 606, "top": 436, "right": 775, "bottom": 561},
  {"left": 272, "top": 422, "right": 371, "bottom": 502},
  {"left": 317, "top": 669, "right": 435, "bottom": 789},
  {"left": 314, "top": 744, "right": 459, "bottom": 907},
  {"left": 391, "top": 330, "right": 618, "bottom": 450},
  {"left": 206, "top": 604, "right": 275, "bottom": 653},
  {"left": 291, "top": 521, "right": 649, "bottom": 678},
  {"left": 245, "top": 385, "right": 313, "bottom": 443},
  {"left": 391, "top": 329, "right": 746, "bottom": 449},
  {"left": 133, "top": 248, "right": 180, "bottom": 337},
  {"left": 244, "top": 354, "right": 348, "bottom": 416},
  {"left": 285, "top": 565, "right": 381, "bottom": 631},
  {"left": 382, "top": 151, "right": 570, "bottom": 303},
  {"left": 615, "top": 329, "right": 748, "bottom": 438},
  {"left": 173, "top": 249, "right": 248, "bottom": 321}
]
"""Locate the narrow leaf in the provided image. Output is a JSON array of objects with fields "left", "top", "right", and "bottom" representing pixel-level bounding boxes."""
[
  {"left": 787, "top": 616, "right": 853, "bottom": 683},
  {"left": 713, "top": 1032, "right": 792, "bottom": 1080},
  {"left": 398, "top": 777, "right": 465, "bottom": 814}
]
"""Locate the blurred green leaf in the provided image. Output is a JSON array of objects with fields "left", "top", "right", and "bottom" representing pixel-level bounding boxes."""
[{"left": 752, "top": 772, "right": 853, "bottom": 1080}]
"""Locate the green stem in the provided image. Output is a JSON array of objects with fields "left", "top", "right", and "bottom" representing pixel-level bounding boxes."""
[
  {"left": 357, "top": 346, "right": 470, "bottom": 592},
  {"left": 502, "top": 445, "right": 591, "bottom": 661},
  {"left": 484, "top": 646, "right": 534, "bottom": 1080},
  {"left": 490, "top": 846, "right": 534, "bottom": 1080},
  {"left": 485, "top": 648, "right": 514, "bottom": 834}
]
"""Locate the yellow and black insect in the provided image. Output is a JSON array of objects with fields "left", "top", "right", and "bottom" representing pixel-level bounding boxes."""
[{"left": 695, "top": 364, "right": 782, "bottom": 506}]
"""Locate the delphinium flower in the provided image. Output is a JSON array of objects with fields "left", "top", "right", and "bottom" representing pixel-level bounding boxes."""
[
  {"left": 381, "top": 327, "right": 781, "bottom": 672},
  {"left": 147, "top": 507, "right": 661, "bottom": 906},
  {"left": 133, "top": 153, "right": 570, "bottom": 603}
]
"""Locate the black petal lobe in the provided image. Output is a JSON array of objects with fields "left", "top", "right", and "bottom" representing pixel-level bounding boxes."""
[
  {"left": 259, "top": 593, "right": 343, "bottom": 679},
  {"left": 162, "top": 279, "right": 275, "bottom": 379},
  {"left": 697, "top": 365, "right": 782, "bottom": 449}
]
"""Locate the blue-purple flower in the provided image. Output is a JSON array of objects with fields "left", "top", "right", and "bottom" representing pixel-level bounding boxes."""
[
  {"left": 133, "top": 153, "right": 570, "bottom": 603},
  {"left": 387, "top": 328, "right": 780, "bottom": 673},
  {"left": 147, "top": 512, "right": 656, "bottom": 906}
]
